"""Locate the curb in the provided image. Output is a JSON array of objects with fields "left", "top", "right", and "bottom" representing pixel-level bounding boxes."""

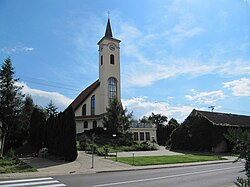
[{"left": 96, "top": 159, "right": 234, "bottom": 173}]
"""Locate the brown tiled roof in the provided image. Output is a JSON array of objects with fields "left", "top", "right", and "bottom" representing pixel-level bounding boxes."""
[
  {"left": 194, "top": 109, "right": 250, "bottom": 127},
  {"left": 71, "top": 80, "right": 100, "bottom": 111}
]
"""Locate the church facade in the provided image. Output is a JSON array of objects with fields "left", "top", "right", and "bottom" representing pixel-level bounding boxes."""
[
  {"left": 71, "top": 18, "right": 121, "bottom": 134},
  {"left": 70, "top": 18, "right": 157, "bottom": 142}
]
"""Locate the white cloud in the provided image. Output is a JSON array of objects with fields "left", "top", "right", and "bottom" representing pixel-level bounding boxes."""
[
  {"left": 223, "top": 78, "right": 250, "bottom": 96},
  {"left": 125, "top": 58, "right": 219, "bottom": 87},
  {"left": 122, "top": 97, "right": 197, "bottom": 122},
  {"left": 219, "top": 60, "right": 250, "bottom": 76},
  {"left": 16, "top": 82, "right": 72, "bottom": 111},
  {"left": 185, "top": 89, "right": 225, "bottom": 104},
  {"left": 118, "top": 21, "right": 250, "bottom": 88},
  {"left": 1, "top": 46, "right": 34, "bottom": 54}
]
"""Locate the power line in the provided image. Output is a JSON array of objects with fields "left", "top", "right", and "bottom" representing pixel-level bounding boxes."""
[{"left": 17, "top": 75, "right": 77, "bottom": 88}]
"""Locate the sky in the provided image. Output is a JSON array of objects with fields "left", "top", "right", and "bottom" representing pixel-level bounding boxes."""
[{"left": 0, "top": 0, "right": 250, "bottom": 123}]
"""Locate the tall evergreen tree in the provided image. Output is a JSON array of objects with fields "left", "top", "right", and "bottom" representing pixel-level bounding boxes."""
[
  {"left": 29, "top": 107, "right": 46, "bottom": 150},
  {"left": 103, "top": 98, "right": 133, "bottom": 135},
  {"left": 0, "top": 57, "right": 24, "bottom": 149},
  {"left": 45, "top": 100, "right": 58, "bottom": 117},
  {"left": 19, "top": 95, "right": 34, "bottom": 142},
  {"left": 63, "top": 106, "right": 77, "bottom": 161}
]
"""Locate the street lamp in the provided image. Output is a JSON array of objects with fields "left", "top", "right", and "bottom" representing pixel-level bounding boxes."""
[
  {"left": 91, "top": 133, "right": 95, "bottom": 169},
  {"left": 112, "top": 134, "right": 117, "bottom": 161}
]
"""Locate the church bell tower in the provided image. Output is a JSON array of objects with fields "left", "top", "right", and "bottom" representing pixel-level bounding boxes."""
[{"left": 97, "top": 18, "right": 121, "bottom": 112}]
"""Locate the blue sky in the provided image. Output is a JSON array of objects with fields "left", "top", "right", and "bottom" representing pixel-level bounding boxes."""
[{"left": 0, "top": 0, "right": 250, "bottom": 122}]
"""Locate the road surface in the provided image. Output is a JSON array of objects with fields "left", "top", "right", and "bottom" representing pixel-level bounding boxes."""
[{"left": 0, "top": 162, "right": 245, "bottom": 187}]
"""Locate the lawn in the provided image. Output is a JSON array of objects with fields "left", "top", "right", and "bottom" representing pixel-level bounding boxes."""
[
  {"left": 109, "top": 154, "right": 225, "bottom": 166},
  {"left": 0, "top": 157, "right": 36, "bottom": 173}
]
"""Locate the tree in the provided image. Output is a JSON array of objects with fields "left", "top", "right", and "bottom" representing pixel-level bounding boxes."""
[
  {"left": 225, "top": 129, "right": 250, "bottom": 186},
  {"left": 63, "top": 106, "right": 77, "bottom": 161},
  {"left": 103, "top": 98, "right": 133, "bottom": 135},
  {"left": 19, "top": 95, "right": 35, "bottom": 142},
  {"left": 29, "top": 107, "right": 46, "bottom": 150},
  {"left": 45, "top": 100, "right": 58, "bottom": 117},
  {"left": 140, "top": 116, "right": 149, "bottom": 124},
  {"left": 148, "top": 113, "right": 168, "bottom": 128},
  {"left": 168, "top": 118, "right": 179, "bottom": 128},
  {"left": 0, "top": 57, "right": 24, "bottom": 150}
]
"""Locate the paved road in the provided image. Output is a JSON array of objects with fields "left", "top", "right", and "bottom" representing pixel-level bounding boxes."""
[
  {"left": 0, "top": 177, "right": 66, "bottom": 186},
  {"left": 0, "top": 162, "right": 244, "bottom": 187},
  {"left": 53, "top": 162, "right": 244, "bottom": 187}
]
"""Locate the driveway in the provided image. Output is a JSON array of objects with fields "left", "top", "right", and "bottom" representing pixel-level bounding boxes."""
[{"left": 110, "top": 146, "right": 184, "bottom": 157}]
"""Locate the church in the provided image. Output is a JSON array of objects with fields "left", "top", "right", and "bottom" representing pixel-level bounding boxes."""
[
  {"left": 71, "top": 18, "right": 121, "bottom": 134},
  {"left": 70, "top": 18, "right": 157, "bottom": 142}
]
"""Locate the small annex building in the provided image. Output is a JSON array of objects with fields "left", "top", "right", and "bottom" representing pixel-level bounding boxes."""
[
  {"left": 171, "top": 109, "right": 250, "bottom": 153},
  {"left": 130, "top": 123, "right": 157, "bottom": 142}
]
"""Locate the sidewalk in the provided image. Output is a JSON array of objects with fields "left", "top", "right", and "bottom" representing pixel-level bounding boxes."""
[{"left": 0, "top": 151, "right": 237, "bottom": 180}]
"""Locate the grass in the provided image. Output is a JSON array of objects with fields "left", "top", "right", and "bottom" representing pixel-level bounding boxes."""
[
  {"left": 109, "top": 154, "right": 226, "bottom": 166},
  {"left": 0, "top": 157, "right": 36, "bottom": 173}
]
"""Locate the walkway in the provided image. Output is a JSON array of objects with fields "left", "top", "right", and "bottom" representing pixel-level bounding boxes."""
[{"left": 111, "top": 146, "right": 184, "bottom": 157}]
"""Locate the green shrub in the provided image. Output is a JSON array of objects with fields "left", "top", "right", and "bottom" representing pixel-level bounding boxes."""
[
  {"left": 133, "top": 141, "right": 158, "bottom": 151},
  {"left": 234, "top": 177, "right": 250, "bottom": 187},
  {"left": 78, "top": 134, "right": 91, "bottom": 150},
  {"left": 6, "top": 148, "right": 16, "bottom": 159}
]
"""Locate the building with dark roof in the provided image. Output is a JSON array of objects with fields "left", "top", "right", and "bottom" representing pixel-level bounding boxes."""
[
  {"left": 70, "top": 18, "right": 121, "bottom": 134},
  {"left": 171, "top": 109, "right": 250, "bottom": 153}
]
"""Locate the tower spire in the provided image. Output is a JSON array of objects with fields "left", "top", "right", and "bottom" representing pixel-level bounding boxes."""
[{"left": 105, "top": 18, "right": 113, "bottom": 38}]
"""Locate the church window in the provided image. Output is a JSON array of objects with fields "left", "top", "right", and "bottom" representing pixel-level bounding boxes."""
[
  {"left": 84, "top": 121, "right": 88, "bottom": 128},
  {"left": 108, "top": 77, "right": 117, "bottom": 103},
  {"left": 82, "top": 104, "right": 86, "bottom": 116},
  {"left": 110, "top": 54, "right": 114, "bottom": 65},
  {"left": 91, "top": 95, "right": 95, "bottom": 115},
  {"left": 93, "top": 121, "right": 97, "bottom": 128},
  {"left": 101, "top": 55, "right": 103, "bottom": 66}
]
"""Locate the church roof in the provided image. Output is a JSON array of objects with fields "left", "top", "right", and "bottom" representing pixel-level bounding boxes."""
[
  {"left": 193, "top": 109, "right": 250, "bottom": 127},
  {"left": 71, "top": 80, "right": 100, "bottom": 111},
  {"left": 97, "top": 18, "right": 121, "bottom": 45},
  {"left": 105, "top": 18, "right": 113, "bottom": 38}
]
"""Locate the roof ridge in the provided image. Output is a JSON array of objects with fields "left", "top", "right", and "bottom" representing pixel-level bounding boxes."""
[{"left": 71, "top": 80, "right": 100, "bottom": 110}]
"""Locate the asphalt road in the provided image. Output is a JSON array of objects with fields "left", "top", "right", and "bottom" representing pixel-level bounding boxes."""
[{"left": 54, "top": 162, "right": 245, "bottom": 187}]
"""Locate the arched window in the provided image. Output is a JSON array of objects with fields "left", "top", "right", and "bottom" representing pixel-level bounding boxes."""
[
  {"left": 108, "top": 77, "right": 117, "bottom": 103},
  {"left": 91, "top": 95, "right": 95, "bottom": 115},
  {"left": 93, "top": 121, "right": 97, "bottom": 129},
  {"left": 84, "top": 121, "right": 88, "bottom": 128},
  {"left": 82, "top": 104, "right": 86, "bottom": 116},
  {"left": 110, "top": 54, "right": 114, "bottom": 65}
]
